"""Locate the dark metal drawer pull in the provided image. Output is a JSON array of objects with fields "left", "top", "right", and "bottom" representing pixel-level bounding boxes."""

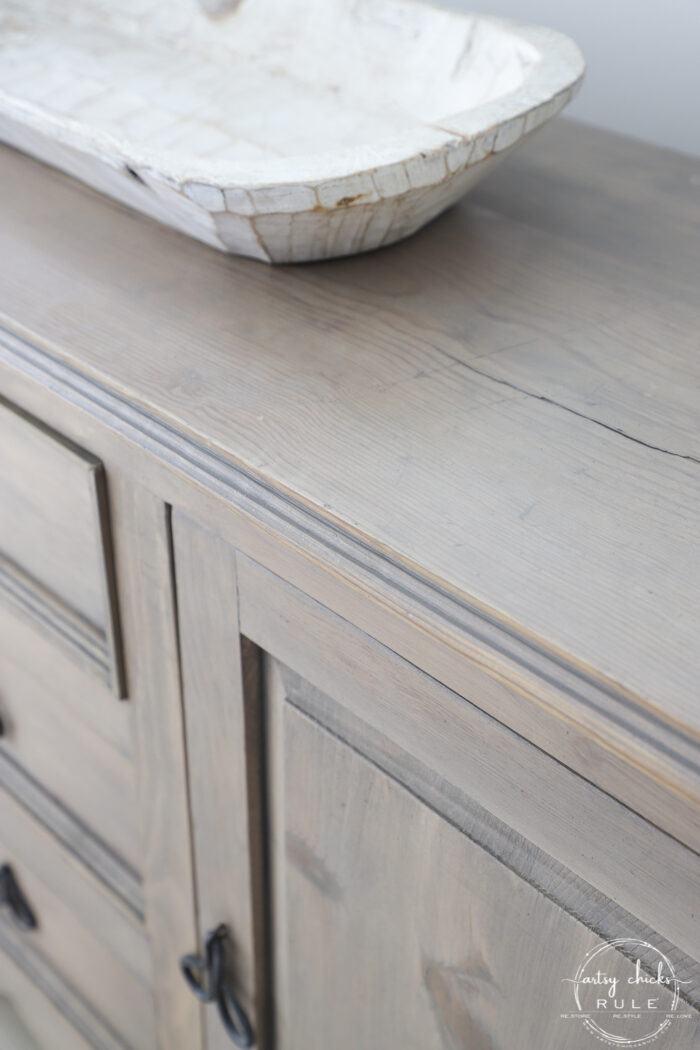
[
  {"left": 180, "top": 924, "right": 222, "bottom": 1004},
  {"left": 0, "top": 864, "right": 37, "bottom": 930},
  {"left": 180, "top": 924, "right": 254, "bottom": 1047}
]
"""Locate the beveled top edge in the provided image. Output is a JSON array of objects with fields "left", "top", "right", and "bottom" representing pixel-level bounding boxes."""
[{"left": 1, "top": 318, "right": 697, "bottom": 776}]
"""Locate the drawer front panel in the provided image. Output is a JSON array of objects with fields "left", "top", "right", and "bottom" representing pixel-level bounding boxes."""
[
  {"left": 0, "top": 945, "right": 95, "bottom": 1050},
  {"left": 0, "top": 603, "right": 141, "bottom": 874},
  {"left": 0, "top": 396, "right": 124, "bottom": 694},
  {"left": 0, "top": 784, "right": 156, "bottom": 1050}
]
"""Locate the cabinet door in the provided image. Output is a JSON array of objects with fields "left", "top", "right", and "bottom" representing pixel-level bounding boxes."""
[
  {"left": 175, "top": 524, "right": 699, "bottom": 1050},
  {"left": 262, "top": 659, "right": 696, "bottom": 1050}
]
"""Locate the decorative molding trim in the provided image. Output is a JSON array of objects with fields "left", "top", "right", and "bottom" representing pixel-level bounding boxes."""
[
  {"left": 279, "top": 663, "right": 700, "bottom": 1011},
  {"left": 91, "top": 459, "right": 127, "bottom": 699},
  {"left": 0, "top": 751, "right": 144, "bottom": 921},
  {"left": 0, "top": 921, "right": 134, "bottom": 1050},
  {"left": 0, "top": 393, "right": 126, "bottom": 697},
  {"left": 0, "top": 322, "right": 697, "bottom": 813},
  {"left": 0, "top": 552, "right": 112, "bottom": 686}
]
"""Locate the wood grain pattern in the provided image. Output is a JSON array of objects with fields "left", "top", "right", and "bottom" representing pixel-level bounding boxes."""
[
  {"left": 0, "top": 118, "right": 695, "bottom": 741},
  {"left": 0, "top": 118, "right": 695, "bottom": 1048},
  {"left": 0, "top": 751, "right": 143, "bottom": 919},
  {"left": 275, "top": 660, "right": 700, "bottom": 1003},
  {"left": 0, "top": 396, "right": 125, "bottom": 694},
  {"left": 267, "top": 688, "right": 698, "bottom": 1050},
  {"left": 0, "top": 596, "right": 140, "bottom": 873},
  {"left": 0, "top": 396, "right": 106, "bottom": 628},
  {"left": 0, "top": 553, "right": 110, "bottom": 685},
  {"left": 0, "top": 947, "right": 96, "bottom": 1050},
  {"left": 0, "top": 924, "right": 134, "bottom": 1050},
  {"left": 238, "top": 560, "right": 700, "bottom": 962},
  {"left": 108, "top": 479, "right": 203, "bottom": 1050},
  {"left": 1, "top": 334, "right": 694, "bottom": 853},
  {"left": 0, "top": 787, "right": 156, "bottom": 1050},
  {"left": 0, "top": 601, "right": 141, "bottom": 873},
  {"left": 171, "top": 513, "right": 267, "bottom": 1050},
  {"left": 0, "top": 779, "right": 150, "bottom": 987}
]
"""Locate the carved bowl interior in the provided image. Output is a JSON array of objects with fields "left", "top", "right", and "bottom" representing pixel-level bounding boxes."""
[{"left": 0, "top": 0, "right": 584, "bottom": 261}]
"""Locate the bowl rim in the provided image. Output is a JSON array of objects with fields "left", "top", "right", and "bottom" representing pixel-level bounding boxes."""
[{"left": 0, "top": 10, "right": 585, "bottom": 194}]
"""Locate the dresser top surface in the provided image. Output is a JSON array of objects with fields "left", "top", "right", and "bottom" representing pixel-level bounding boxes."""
[{"left": 0, "top": 119, "right": 698, "bottom": 739}]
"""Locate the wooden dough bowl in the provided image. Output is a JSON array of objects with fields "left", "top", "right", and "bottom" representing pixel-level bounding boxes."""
[{"left": 0, "top": 0, "right": 584, "bottom": 261}]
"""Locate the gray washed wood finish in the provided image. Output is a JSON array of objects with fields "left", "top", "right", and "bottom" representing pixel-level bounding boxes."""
[
  {"left": 266, "top": 684, "right": 696, "bottom": 1050},
  {"left": 0, "top": 119, "right": 696, "bottom": 848},
  {"left": 0, "top": 781, "right": 150, "bottom": 987},
  {"left": 0, "top": 397, "right": 107, "bottom": 630},
  {"left": 0, "top": 948, "right": 97, "bottom": 1050},
  {"left": 108, "top": 479, "right": 203, "bottom": 1050},
  {"left": 0, "top": 602, "right": 141, "bottom": 871},
  {"left": 0, "top": 118, "right": 697, "bottom": 1049},
  {"left": 0, "top": 397, "right": 125, "bottom": 693},
  {"left": 0, "top": 457, "right": 202, "bottom": 1044},
  {"left": 0, "top": 787, "right": 157, "bottom": 1050},
  {"left": 172, "top": 512, "right": 268, "bottom": 1050},
  {"left": 238, "top": 558, "right": 700, "bottom": 968}
]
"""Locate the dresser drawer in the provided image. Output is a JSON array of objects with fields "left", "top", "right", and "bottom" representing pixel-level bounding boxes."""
[
  {"left": 0, "top": 945, "right": 96, "bottom": 1050},
  {"left": 0, "top": 602, "right": 141, "bottom": 875},
  {"left": 0, "top": 782, "right": 156, "bottom": 1050},
  {"left": 0, "top": 397, "right": 124, "bottom": 694}
]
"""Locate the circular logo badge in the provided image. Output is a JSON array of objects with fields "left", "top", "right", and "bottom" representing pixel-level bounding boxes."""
[{"left": 562, "top": 939, "right": 689, "bottom": 1046}]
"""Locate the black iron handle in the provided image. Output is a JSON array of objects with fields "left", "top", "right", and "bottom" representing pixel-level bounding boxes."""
[
  {"left": 180, "top": 924, "right": 254, "bottom": 1047},
  {"left": 0, "top": 864, "right": 37, "bottom": 930}
]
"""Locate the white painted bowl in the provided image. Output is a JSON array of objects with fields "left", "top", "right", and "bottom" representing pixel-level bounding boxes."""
[{"left": 0, "top": 0, "right": 584, "bottom": 263}]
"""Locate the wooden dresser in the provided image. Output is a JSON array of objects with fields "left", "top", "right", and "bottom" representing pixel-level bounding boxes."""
[{"left": 0, "top": 119, "right": 697, "bottom": 1050}]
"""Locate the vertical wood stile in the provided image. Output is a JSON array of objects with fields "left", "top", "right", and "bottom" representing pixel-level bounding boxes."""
[
  {"left": 171, "top": 512, "right": 269, "bottom": 1050},
  {"left": 110, "top": 480, "right": 203, "bottom": 1050}
]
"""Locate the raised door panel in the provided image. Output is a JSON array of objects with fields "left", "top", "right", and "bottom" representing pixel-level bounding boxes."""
[
  {"left": 266, "top": 665, "right": 697, "bottom": 1049},
  {"left": 174, "top": 537, "right": 698, "bottom": 1050},
  {"left": 238, "top": 556, "right": 700, "bottom": 972}
]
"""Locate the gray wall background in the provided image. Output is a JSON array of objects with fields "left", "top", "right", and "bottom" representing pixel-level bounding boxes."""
[{"left": 445, "top": 0, "right": 700, "bottom": 157}]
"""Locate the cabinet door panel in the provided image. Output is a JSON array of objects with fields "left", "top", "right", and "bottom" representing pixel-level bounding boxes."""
[
  {"left": 266, "top": 660, "right": 696, "bottom": 1050},
  {"left": 174, "top": 541, "right": 697, "bottom": 1050}
]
